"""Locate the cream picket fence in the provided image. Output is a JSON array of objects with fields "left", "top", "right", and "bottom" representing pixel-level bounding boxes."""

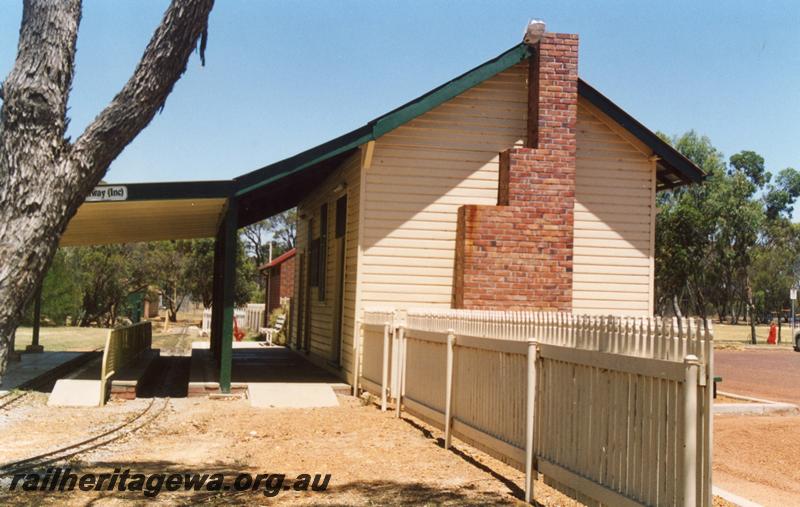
[
  {"left": 243, "top": 303, "right": 265, "bottom": 331},
  {"left": 202, "top": 305, "right": 265, "bottom": 335},
  {"left": 358, "top": 309, "right": 713, "bottom": 507}
]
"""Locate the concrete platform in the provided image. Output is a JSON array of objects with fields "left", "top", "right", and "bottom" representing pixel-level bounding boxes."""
[
  {"left": 47, "top": 379, "right": 102, "bottom": 407},
  {"left": 248, "top": 383, "right": 340, "bottom": 408},
  {"left": 0, "top": 351, "right": 90, "bottom": 393},
  {"left": 188, "top": 342, "right": 350, "bottom": 399}
]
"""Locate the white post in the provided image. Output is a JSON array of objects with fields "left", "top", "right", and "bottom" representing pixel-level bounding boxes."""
[
  {"left": 444, "top": 329, "right": 456, "bottom": 449},
  {"left": 395, "top": 325, "right": 405, "bottom": 418},
  {"left": 792, "top": 295, "right": 796, "bottom": 347},
  {"left": 683, "top": 354, "right": 700, "bottom": 507},
  {"left": 381, "top": 322, "right": 390, "bottom": 412},
  {"left": 525, "top": 340, "right": 538, "bottom": 504},
  {"left": 704, "top": 321, "right": 714, "bottom": 507}
]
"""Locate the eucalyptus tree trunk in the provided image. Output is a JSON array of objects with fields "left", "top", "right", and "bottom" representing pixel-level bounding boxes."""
[
  {"left": 0, "top": 0, "right": 214, "bottom": 378},
  {"left": 672, "top": 295, "right": 683, "bottom": 319},
  {"left": 746, "top": 285, "right": 757, "bottom": 344}
]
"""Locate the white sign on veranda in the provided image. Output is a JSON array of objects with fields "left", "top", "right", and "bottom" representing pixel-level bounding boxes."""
[{"left": 86, "top": 186, "right": 128, "bottom": 202}]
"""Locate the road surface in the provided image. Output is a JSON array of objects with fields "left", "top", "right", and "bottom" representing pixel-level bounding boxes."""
[{"left": 714, "top": 349, "right": 800, "bottom": 403}]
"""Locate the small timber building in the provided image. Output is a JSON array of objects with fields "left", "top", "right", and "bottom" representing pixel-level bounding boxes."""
[{"left": 58, "top": 30, "right": 704, "bottom": 391}]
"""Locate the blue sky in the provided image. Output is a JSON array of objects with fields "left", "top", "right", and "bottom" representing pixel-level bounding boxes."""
[{"left": 1, "top": 1, "right": 798, "bottom": 186}]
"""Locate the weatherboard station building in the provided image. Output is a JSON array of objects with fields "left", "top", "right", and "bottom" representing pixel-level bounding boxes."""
[{"left": 58, "top": 27, "right": 703, "bottom": 392}]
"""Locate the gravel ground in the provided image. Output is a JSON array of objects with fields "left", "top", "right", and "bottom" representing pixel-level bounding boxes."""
[
  {"left": 0, "top": 350, "right": 758, "bottom": 505},
  {"left": 0, "top": 394, "right": 586, "bottom": 505},
  {"left": 714, "top": 414, "right": 800, "bottom": 506}
]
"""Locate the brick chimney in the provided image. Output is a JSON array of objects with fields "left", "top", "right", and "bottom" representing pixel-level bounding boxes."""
[{"left": 452, "top": 32, "right": 578, "bottom": 310}]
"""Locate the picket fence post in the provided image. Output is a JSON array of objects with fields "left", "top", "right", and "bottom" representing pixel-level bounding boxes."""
[
  {"left": 683, "top": 354, "right": 700, "bottom": 507},
  {"left": 444, "top": 329, "right": 456, "bottom": 449},
  {"left": 353, "top": 318, "right": 362, "bottom": 396},
  {"left": 395, "top": 325, "right": 406, "bottom": 419},
  {"left": 525, "top": 339, "right": 539, "bottom": 504},
  {"left": 381, "top": 321, "right": 390, "bottom": 412}
]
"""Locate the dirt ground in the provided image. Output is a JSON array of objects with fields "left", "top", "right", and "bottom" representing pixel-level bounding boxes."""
[
  {"left": 0, "top": 393, "right": 592, "bottom": 506},
  {"left": 711, "top": 348, "right": 800, "bottom": 506},
  {"left": 714, "top": 414, "right": 800, "bottom": 506}
]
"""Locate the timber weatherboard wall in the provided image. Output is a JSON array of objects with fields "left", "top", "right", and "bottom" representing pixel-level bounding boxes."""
[
  {"left": 360, "top": 62, "right": 528, "bottom": 308},
  {"left": 573, "top": 97, "right": 656, "bottom": 316},
  {"left": 293, "top": 151, "right": 361, "bottom": 381}
]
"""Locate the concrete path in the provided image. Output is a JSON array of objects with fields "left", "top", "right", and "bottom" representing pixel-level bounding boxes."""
[
  {"left": 248, "top": 382, "right": 340, "bottom": 408},
  {"left": 0, "top": 352, "right": 84, "bottom": 393}
]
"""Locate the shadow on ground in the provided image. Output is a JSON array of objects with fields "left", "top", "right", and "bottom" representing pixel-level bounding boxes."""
[
  {"left": 401, "top": 416, "right": 527, "bottom": 501},
  {"left": 0, "top": 459, "right": 519, "bottom": 506}
]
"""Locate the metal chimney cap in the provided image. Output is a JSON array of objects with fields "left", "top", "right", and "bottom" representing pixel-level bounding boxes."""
[{"left": 523, "top": 19, "right": 546, "bottom": 45}]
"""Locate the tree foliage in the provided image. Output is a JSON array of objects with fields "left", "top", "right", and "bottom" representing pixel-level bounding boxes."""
[
  {"left": 656, "top": 131, "right": 800, "bottom": 342},
  {"left": 27, "top": 239, "right": 258, "bottom": 328},
  {"left": 241, "top": 209, "right": 297, "bottom": 266}
]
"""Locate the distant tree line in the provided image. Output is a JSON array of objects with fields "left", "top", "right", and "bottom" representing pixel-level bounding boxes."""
[
  {"left": 22, "top": 210, "right": 297, "bottom": 328},
  {"left": 656, "top": 131, "right": 800, "bottom": 342}
]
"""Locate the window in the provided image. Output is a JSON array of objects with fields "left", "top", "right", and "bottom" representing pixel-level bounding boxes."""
[
  {"left": 318, "top": 203, "right": 328, "bottom": 301},
  {"left": 335, "top": 195, "right": 347, "bottom": 239},
  {"left": 309, "top": 238, "right": 320, "bottom": 287}
]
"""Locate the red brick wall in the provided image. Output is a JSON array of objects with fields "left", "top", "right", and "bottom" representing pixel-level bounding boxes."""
[
  {"left": 453, "top": 33, "right": 578, "bottom": 311},
  {"left": 266, "top": 255, "right": 296, "bottom": 314},
  {"left": 279, "top": 255, "right": 295, "bottom": 301}
]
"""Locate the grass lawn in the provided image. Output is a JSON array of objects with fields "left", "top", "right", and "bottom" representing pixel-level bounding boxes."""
[
  {"left": 13, "top": 326, "right": 110, "bottom": 352},
  {"left": 713, "top": 322, "right": 795, "bottom": 346},
  {"left": 14, "top": 322, "right": 200, "bottom": 353}
]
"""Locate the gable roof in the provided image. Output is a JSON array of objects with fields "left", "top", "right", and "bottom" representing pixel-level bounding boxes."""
[
  {"left": 576, "top": 80, "right": 705, "bottom": 189},
  {"left": 235, "top": 42, "right": 705, "bottom": 226},
  {"left": 234, "top": 43, "right": 533, "bottom": 198}
]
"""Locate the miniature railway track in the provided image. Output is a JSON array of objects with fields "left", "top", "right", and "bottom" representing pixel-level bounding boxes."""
[
  {"left": 0, "top": 390, "right": 30, "bottom": 411},
  {"left": 0, "top": 338, "right": 189, "bottom": 473},
  {"left": 0, "top": 397, "right": 170, "bottom": 475}
]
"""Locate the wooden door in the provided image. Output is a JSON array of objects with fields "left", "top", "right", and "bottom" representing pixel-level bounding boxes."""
[{"left": 330, "top": 195, "right": 348, "bottom": 366}]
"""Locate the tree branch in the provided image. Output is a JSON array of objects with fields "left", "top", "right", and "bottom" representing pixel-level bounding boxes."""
[
  {"left": 0, "top": 0, "right": 81, "bottom": 145},
  {"left": 69, "top": 0, "right": 214, "bottom": 182}
]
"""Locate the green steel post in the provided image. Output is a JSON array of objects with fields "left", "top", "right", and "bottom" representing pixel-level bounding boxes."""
[
  {"left": 27, "top": 285, "right": 44, "bottom": 353},
  {"left": 211, "top": 227, "right": 224, "bottom": 362},
  {"left": 219, "top": 198, "right": 238, "bottom": 393}
]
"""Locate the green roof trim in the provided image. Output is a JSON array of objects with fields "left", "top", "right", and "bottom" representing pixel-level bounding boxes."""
[
  {"left": 235, "top": 128, "right": 371, "bottom": 196},
  {"left": 235, "top": 41, "right": 704, "bottom": 200},
  {"left": 234, "top": 43, "right": 532, "bottom": 197},
  {"left": 371, "top": 43, "right": 532, "bottom": 138}
]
